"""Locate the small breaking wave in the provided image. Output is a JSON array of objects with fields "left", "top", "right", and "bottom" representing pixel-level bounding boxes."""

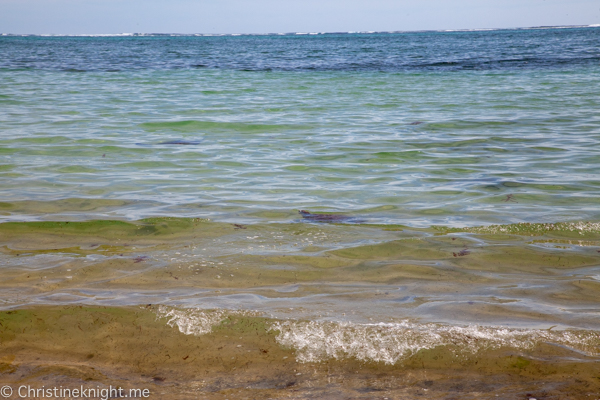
[
  {"left": 270, "top": 320, "right": 600, "bottom": 364},
  {"left": 156, "top": 305, "right": 258, "bottom": 335},
  {"left": 156, "top": 306, "right": 600, "bottom": 364}
]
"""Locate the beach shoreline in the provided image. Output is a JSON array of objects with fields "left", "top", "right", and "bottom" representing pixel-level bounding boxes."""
[{"left": 1, "top": 305, "right": 599, "bottom": 399}]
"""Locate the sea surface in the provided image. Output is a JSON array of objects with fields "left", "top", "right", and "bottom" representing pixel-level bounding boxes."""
[{"left": 1, "top": 27, "right": 600, "bottom": 398}]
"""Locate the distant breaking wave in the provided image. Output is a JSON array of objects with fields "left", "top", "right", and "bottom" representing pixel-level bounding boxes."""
[{"left": 1, "top": 24, "right": 598, "bottom": 37}]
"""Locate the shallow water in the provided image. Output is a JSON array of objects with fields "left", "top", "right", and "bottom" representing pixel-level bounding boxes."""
[
  {"left": 0, "top": 218, "right": 599, "bottom": 328},
  {"left": 1, "top": 28, "right": 600, "bottom": 227},
  {"left": 1, "top": 27, "right": 600, "bottom": 398}
]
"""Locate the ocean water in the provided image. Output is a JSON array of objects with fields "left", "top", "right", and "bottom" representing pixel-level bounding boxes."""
[{"left": 1, "top": 27, "right": 600, "bottom": 398}]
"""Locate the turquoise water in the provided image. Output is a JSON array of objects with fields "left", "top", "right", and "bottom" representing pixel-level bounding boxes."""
[{"left": 1, "top": 28, "right": 600, "bottom": 226}]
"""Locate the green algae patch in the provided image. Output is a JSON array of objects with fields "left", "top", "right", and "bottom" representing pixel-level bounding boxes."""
[
  {"left": 434, "top": 221, "right": 600, "bottom": 239},
  {"left": 258, "top": 254, "right": 353, "bottom": 269},
  {"left": 329, "top": 239, "right": 447, "bottom": 260},
  {"left": 510, "top": 356, "right": 531, "bottom": 370},
  {"left": 138, "top": 217, "right": 221, "bottom": 237},
  {"left": 56, "top": 166, "right": 99, "bottom": 173},
  {"left": 0, "top": 198, "right": 130, "bottom": 214},
  {"left": 0, "top": 306, "right": 293, "bottom": 381},
  {"left": 373, "top": 263, "right": 487, "bottom": 284},
  {"left": 0, "top": 220, "right": 136, "bottom": 236},
  {"left": 0, "top": 218, "right": 214, "bottom": 239},
  {"left": 350, "top": 222, "right": 415, "bottom": 232},
  {"left": 457, "top": 245, "right": 600, "bottom": 273},
  {"left": 0, "top": 218, "right": 232, "bottom": 251},
  {"left": 0, "top": 242, "right": 151, "bottom": 259}
]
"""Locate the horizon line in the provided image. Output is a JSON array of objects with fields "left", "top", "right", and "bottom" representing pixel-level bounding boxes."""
[{"left": 2, "top": 24, "right": 599, "bottom": 37}]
